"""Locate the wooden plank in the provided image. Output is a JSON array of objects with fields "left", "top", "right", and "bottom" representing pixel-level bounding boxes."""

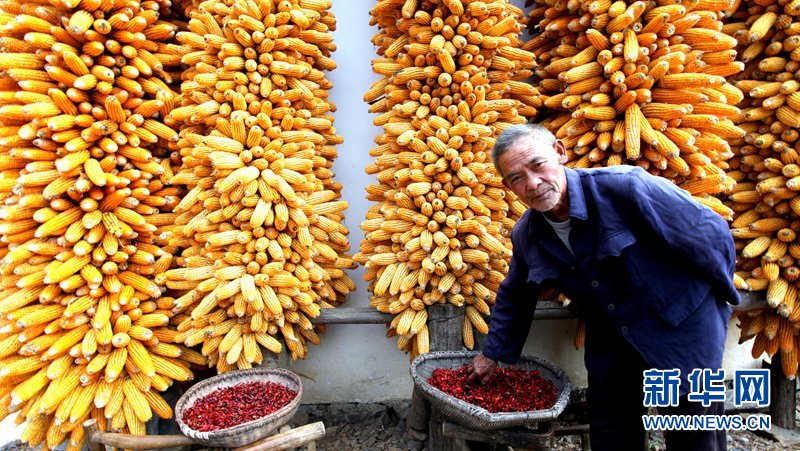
[
  {"left": 734, "top": 290, "right": 767, "bottom": 311},
  {"left": 311, "top": 303, "right": 580, "bottom": 326},
  {"left": 442, "top": 419, "right": 554, "bottom": 449},
  {"left": 311, "top": 307, "right": 393, "bottom": 324},
  {"left": 233, "top": 422, "right": 326, "bottom": 451},
  {"left": 82, "top": 419, "right": 196, "bottom": 449},
  {"left": 311, "top": 292, "right": 763, "bottom": 325},
  {"left": 308, "top": 296, "right": 779, "bottom": 325},
  {"left": 538, "top": 290, "right": 765, "bottom": 316},
  {"left": 553, "top": 423, "right": 590, "bottom": 436},
  {"left": 532, "top": 301, "right": 577, "bottom": 320}
]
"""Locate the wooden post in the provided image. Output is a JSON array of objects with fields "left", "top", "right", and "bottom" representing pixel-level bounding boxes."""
[
  {"left": 406, "top": 385, "right": 431, "bottom": 434},
  {"left": 83, "top": 419, "right": 105, "bottom": 451},
  {"left": 429, "top": 406, "right": 470, "bottom": 451},
  {"left": 769, "top": 354, "right": 797, "bottom": 429},
  {"left": 425, "top": 304, "right": 470, "bottom": 449},
  {"left": 428, "top": 303, "right": 465, "bottom": 351},
  {"left": 408, "top": 303, "right": 464, "bottom": 436}
]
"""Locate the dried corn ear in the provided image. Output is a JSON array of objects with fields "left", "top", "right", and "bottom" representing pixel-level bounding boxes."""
[
  {"left": 528, "top": 0, "right": 742, "bottom": 219},
  {"left": 0, "top": 0, "right": 199, "bottom": 446},
  {"left": 164, "top": 0, "right": 354, "bottom": 368},
  {"left": 357, "top": 0, "right": 535, "bottom": 357}
]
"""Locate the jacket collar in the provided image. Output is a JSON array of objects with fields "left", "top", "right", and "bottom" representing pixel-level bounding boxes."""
[
  {"left": 564, "top": 167, "right": 588, "bottom": 221},
  {"left": 527, "top": 166, "right": 589, "bottom": 228},
  {"left": 523, "top": 167, "right": 589, "bottom": 266}
]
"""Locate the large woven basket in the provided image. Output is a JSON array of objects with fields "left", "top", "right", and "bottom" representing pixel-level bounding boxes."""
[
  {"left": 175, "top": 367, "right": 302, "bottom": 447},
  {"left": 410, "top": 350, "right": 571, "bottom": 431}
]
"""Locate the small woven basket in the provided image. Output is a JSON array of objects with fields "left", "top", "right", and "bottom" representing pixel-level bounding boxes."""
[
  {"left": 175, "top": 367, "right": 302, "bottom": 447},
  {"left": 410, "top": 350, "right": 571, "bottom": 431}
]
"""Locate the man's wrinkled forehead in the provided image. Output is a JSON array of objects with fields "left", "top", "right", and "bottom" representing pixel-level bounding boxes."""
[{"left": 509, "top": 134, "right": 559, "bottom": 159}]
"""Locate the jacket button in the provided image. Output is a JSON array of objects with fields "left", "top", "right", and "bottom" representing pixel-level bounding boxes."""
[
  {"left": 620, "top": 326, "right": 628, "bottom": 334},
  {"left": 607, "top": 303, "right": 615, "bottom": 311},
  {"left": 590, "top": 280, "right": 599, "bottom": 288}
]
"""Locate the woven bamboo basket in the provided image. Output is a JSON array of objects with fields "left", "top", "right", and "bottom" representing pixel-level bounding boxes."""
[
  {"left": 175, "top": 367, "right": 302, "bottom": 447},
  {"left": 410, "top": 350, "right": 571, "bottom": 431}
]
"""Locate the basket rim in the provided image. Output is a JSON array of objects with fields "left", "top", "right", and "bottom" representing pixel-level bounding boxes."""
[
  {"left": 174, "top": 367, "right": 302, "bottom": 440},
  {"left": 409, "top": 350, "right": 571, "bottom": 422}
]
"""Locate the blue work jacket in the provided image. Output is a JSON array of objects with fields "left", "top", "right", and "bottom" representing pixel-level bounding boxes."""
[{"left": 482, "top": 166, "right": 739, "bottom": 393}]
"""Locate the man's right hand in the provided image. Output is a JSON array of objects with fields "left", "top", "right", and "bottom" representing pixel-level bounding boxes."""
[{"left": 466, "top": 353, "right": 497, "bottom": 384}]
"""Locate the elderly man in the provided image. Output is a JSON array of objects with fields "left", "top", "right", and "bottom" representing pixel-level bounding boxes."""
[{"left": 468, "top": 123, "right": 739, "bottom": 450}]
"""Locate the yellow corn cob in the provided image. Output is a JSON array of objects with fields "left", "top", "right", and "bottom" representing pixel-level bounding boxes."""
[
  {"left": 143, "top": 389, "right": 173, "bottom": 419},
  {"left": 122, "top": 379, "right": 152, "bottom": 422},
  {"left": 742, "top": 236, "right": 773, "bottom": 258},
  {"left": 104, "top": 348, "right": 127, "bottom": 383},
  {"left": 151, "top": 354, "right": 193, "bottom": 381},
  {"left": 466, "top": 306, "right": 489, "bottom": 335},
  {"left": 462, "top": 313, "right": 475, "bottom": 350},
  {"left": 123, "top": 398, "right": 146, "bottom": 435}
]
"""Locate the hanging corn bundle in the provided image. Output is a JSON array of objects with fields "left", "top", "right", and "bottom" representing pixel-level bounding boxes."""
[
  {"left": 723, "top": 0, "right": 800, "bottom": 378},
  {"left": 163, "top": 0, "right": 356, "bottom": 368},
  {"left": 525, "top": 0, "right": 744, "bottom": 220},
  {"left": 0, "top": 0, "right": 200, "bottom": 447},
  {"left": 357, "top": 0, "right": 536, "bottom": 358}
]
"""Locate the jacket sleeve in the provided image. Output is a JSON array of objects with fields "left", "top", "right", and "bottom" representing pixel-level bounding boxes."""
[
  {"left": 481, "top": 226, "right": 539, "bottom": 363},
  {"left": 627, "top": 168, "right": 740, "bottom": 305}
]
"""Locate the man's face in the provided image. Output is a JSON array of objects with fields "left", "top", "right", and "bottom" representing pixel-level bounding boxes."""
[{"left": 498, "top": 134, "right": 568, "bottom": 213}]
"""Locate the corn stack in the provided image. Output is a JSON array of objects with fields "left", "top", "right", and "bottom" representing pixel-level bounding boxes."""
[
  {"left": 0, "top": 0, "right": 202, "bottom": 446},
  {"left": 723, "top": 0, "right": 800, "bottom": 378},
  {"left": 163, "top": 0, "right": 355, "bottom": 368},
  {"left": 525, "top": 0, "right": 744, "bottom": 219},
  {"left": 736, "top": 310, "right": 799, "bottom": 379},
  {"left": 357, "top": 0, "right": 536, "bottom": 357}
]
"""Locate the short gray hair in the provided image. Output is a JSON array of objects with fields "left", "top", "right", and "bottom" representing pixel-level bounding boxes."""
[{"left": 491, "top": 123, "right": 556, "bottom": 178}]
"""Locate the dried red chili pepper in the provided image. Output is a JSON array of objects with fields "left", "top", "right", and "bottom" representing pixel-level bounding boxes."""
[
  {"left": 428, "top": 366, "right": 558, "bottom": 413},
  {"left": 183, "top": 381, "right": 298, "bottom": 432}
]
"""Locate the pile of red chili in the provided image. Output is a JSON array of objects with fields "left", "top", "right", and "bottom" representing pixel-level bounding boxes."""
[
  {"left": 182, "top": 381, "right": 297, "bottom": 431},
  {"left": 428, "top": 366, "right": 558, "bottom": 413}
]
